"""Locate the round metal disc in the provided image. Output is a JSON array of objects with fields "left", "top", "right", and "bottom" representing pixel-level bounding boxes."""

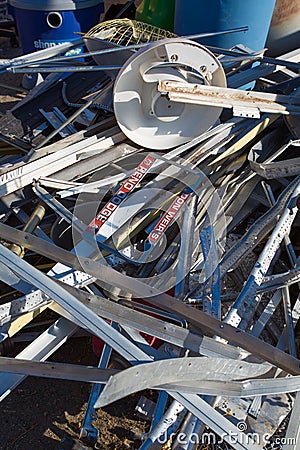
[{"left": 113, "top": 39, "right": 226, "bottom": 150}]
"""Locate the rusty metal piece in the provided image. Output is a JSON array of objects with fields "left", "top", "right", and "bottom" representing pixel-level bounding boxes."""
[{"left": 158, "top": 80, "right": 300, "bottom": 117}]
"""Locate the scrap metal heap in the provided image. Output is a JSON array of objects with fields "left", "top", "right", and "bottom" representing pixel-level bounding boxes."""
[{"left": 0, "top": 19, "right": 300, "bottom": 449}]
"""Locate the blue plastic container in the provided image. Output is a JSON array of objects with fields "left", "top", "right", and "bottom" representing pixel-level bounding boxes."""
[
  {"left": 8, "top": 0, "right": 104, "bottom": 54},
  {"left": 174, "top": 0, "right": 276, "bottom": 52}
]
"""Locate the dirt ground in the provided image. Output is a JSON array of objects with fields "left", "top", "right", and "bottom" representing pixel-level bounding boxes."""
[
  {"left": 0, "top": 2, "right": 148, "bottom": 449},
  {"left": 1, "top": 333, "right": 148, "bottom": 450}
]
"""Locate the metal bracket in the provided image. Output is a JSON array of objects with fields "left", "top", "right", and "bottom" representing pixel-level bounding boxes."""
[{"left": 39, "top": 107, "right": 77, "bottom": 137}]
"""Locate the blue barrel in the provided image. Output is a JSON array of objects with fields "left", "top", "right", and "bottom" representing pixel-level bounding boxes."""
[
  {"left": 266, "top": 0, "right": 300, "bottom": 57},
  {"left": 8, "top": 0, "right": 104, "bottom": 54},
  {"left": 174, "top": 0, "right": 276, "bottom": 52}
]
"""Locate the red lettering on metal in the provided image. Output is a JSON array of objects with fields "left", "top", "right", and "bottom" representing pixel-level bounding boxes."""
[
  {"left": 89, "top": 155, "right": 156, "bottom": 230},
  {"left": 148, "top": 191, "right": 190, "bottom": 244}
]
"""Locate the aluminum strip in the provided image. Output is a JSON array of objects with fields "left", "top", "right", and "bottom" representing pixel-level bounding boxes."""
[
  {"left": 96, "top": 357, "right": 271, "bottom": 406},
  {"left": 0, "top": 246, "right": 261, "bottom": 449},
  {"left": 159, "top": 81, "right": 300, "bottom": 115},
  {"left": 0, "top": 318, "right": 78, "bottom": 401},
  {"left": 0, "top": 224, "right": 299, "bottom": 374}
]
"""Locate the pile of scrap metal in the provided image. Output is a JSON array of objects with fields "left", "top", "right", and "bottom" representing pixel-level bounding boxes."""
[{"left": 0, "top": 18, "right": 300, "bottom": 449}]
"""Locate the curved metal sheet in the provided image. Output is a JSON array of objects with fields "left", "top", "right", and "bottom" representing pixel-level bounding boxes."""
[{"left": 96, "top": 357, "right": 271, "bottom": 407}]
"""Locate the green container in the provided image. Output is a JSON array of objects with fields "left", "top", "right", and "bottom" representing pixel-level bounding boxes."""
[{"left": 135, "top": 0, "right": 175, "bottom": 31}]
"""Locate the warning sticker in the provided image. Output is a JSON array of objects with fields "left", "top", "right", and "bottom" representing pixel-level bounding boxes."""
[
  {"left": 148, "top": 191, "right": 190, "bottom": 244},
  {"left": 90, "top": 154, "right": 156, "bottom": 230}
]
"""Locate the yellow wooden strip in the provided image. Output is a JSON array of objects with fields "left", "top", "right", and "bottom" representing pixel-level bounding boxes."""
[
  {"left": 208, "top": 114, "right": 279, "bottom": 166},
  {"left": 7, "top": 304, "right": 52, "bottom": 338}
]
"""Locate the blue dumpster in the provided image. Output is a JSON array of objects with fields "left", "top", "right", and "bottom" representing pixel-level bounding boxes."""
[
  {"left": 8, "top": 0, "right": 104, "bottom": 54},
  {"left": 174, "top": 0, "right": 276, "bottom": 52}
]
